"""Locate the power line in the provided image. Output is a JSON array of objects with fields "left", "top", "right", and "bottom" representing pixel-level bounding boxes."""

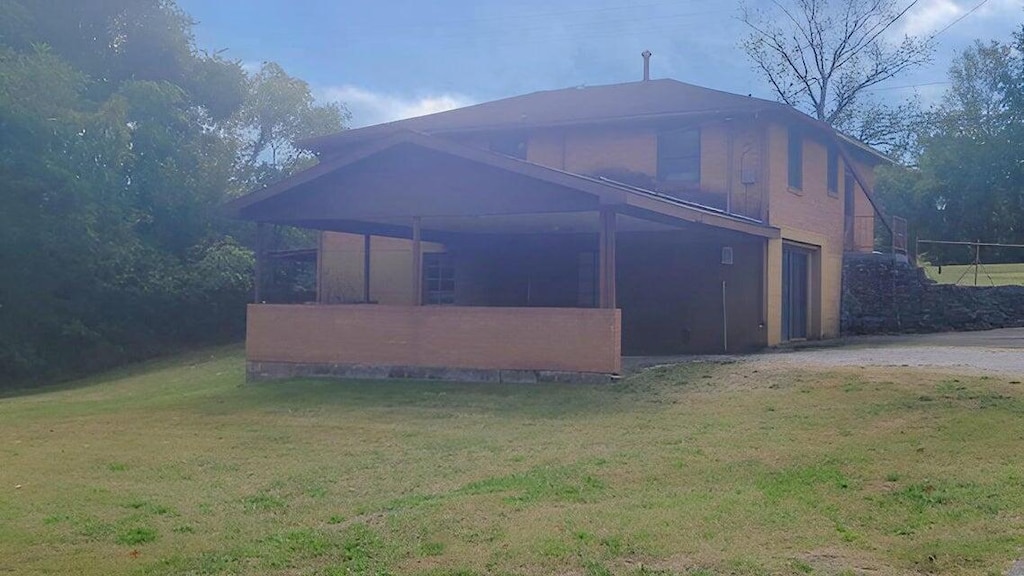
[
  {"left": 928, "top": 0, "right": 992, "bottom": 40},
  {"left": 862, "top": 2, "right": 995, "bottom": 95},
  {"left": 864, "top": 80, "right": 951, "bottom": 92}
]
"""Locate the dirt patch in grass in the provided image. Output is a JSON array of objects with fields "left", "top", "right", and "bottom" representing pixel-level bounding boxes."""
[{"left": 798, "top": 547, "right": 891, "bottom": 575}]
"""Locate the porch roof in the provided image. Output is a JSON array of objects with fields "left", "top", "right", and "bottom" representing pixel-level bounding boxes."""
[{"left": 224, "top": 130, "right": 780, "bottom": 241}]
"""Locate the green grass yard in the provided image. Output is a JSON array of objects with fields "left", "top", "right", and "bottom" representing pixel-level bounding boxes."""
[
  {"left": 2, "top": 347, "right": 1024, "bottom": 575},
  {"left": 923, "top": 262, "right": 1024, "bottom": 286}
]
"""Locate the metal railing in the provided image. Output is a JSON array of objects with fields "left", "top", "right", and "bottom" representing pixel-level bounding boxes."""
[{"left": 850, "top": 215, "right": 908, "bottom": 255}]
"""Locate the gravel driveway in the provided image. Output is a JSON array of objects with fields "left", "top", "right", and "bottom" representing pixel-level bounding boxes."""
[
  {"left": 754, "top": 327, "right": 1024, "bottom": 378},
  {"left": 626, "top": 327, "right": 1024, "bottom": 378}
]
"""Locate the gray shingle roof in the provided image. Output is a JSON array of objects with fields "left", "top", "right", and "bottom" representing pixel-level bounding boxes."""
[{"left": 302, "top": 79, "right": 793, "bottom": 152}]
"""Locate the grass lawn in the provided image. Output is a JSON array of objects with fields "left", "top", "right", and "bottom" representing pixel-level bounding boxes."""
[
  {"left": 923, "top": 262, "right": 1024, "bottom": 286},
  {"left": 2, "top": 347, "right": 1023, "bottom": 575}
]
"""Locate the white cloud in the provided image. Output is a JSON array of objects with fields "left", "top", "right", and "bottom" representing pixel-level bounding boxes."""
[
  {"left": 900, "top": 0, "right": 963, "bottom": 36},
  {"left": 320, "top": 85, "right": 474, "bottom": 128},
  {"left": 899, "top": 0, "right": 1024, "bottom": 37}
]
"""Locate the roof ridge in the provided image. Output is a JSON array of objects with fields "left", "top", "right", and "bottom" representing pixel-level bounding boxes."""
[{"left": 298, "top": 78, "right": 881, "bottom": 162}]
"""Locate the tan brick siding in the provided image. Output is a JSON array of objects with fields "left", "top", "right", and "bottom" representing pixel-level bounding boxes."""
[
  {"left": 317, "top": 117, "right": 879, "bottom": 347},
  {"left": 247, "top": 304, "right": 622, "bottom": 374},
  {"left": 319, "top": 232, "right": 443, "bottom": 305}
]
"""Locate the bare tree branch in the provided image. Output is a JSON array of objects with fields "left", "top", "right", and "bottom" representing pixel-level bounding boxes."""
[{"left": 739, "top": 0, "right": 933, "bottom": 154}]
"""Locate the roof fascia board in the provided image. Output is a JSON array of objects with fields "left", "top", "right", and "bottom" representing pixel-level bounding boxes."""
[
  {"left": 233, "top": 130, "right": 780, "bottom": 239},
  {"left": 224, "top": 132, "right": 416, "bottom": 217},
  {"left": 229, "top": 131, "right": 629, "bottom": 219},
  {"left": 621, "top": 194, "right": 780, "bottom": 239}
]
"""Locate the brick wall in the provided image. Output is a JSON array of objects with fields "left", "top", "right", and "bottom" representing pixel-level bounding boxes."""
[
  {"left": 764, "top": 124, "right": 880, "bottom": 341},
  {"left": 247, "top": 304, "right": 622, "bottom": 374}
]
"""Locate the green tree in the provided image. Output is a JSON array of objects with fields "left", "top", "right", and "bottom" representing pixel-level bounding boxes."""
[
  {"left": 876, "top": 30, "right": 1024, "bottom": 262},
  {"left": 0, "top": 0, "right": 351, "bottom": 385},
  {"left": 232, "top": 61, "right": 349, "bottom": 193}
]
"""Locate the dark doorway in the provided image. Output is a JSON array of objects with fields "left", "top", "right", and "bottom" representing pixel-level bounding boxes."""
[{"left": 781, "top": 246, "right": 809, "bottom": 341}]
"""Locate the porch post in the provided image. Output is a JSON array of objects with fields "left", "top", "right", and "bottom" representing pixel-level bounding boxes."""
[
  {"left": 411, "top": 217, "right": 423, "bottom": 306},
  {"left": 363, "top": 234, "right": 372, "bottom": 303},
  {"left": 316, "top": 231, "right": 324, "bottom": 304},
  {"left": 254, "top": 222, "right": 267, "bottom": 303},
  {"left": 598, "top": 208, "right": 617, "bottom": 309}
]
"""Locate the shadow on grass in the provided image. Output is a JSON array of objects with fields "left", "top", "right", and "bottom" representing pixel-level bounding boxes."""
[
  {"left": 205, "top": 361, "right": 714, "bottom": 420},
  {"left": 226, "top": 375, "right": 667, "bottom": 419},
  {"left": 0, "top": 344, "right": 244, "bottom": 401}
]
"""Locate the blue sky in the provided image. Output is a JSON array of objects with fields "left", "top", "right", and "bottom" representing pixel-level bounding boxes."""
[{"left": 178, "top": 0, "right": 1024, "bottom": 127}]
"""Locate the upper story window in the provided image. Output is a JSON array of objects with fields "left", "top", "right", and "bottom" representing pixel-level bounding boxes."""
[
  {"left": 490, "top": 134, "right": 527, "bottom": 160},
  {"left": 657, "top": 128, "right": 700, "bottom": 184},
  {"left": 788, "top": 128, "right": 803, "bottom": 190},
  {"left": 827, "top": 145, "right": 839, "bottom": 197}
]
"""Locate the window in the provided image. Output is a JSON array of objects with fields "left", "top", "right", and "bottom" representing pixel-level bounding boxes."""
[
  {"left": 423, "top": 253, "right": 455, "bottom": 305},
  {"left": 490, "top": 134, "right": 527, "bottom": 159},
  {"left": 657, "top": 128, "right": 700, "bottom": 184},
  {"left": 827, "top": 145, "right": 839, "bottom": 197},
  {"left": 787, "top": 128, "right": 803, "bottom": 190}
]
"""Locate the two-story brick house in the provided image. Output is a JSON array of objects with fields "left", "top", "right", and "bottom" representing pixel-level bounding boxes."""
[{"left": 227, "top": 78, "right": 887, "bottom": 382}]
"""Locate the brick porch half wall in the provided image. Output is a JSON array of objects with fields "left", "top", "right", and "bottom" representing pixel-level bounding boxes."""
[{"left": 246, "top": 304, "right": 622, "bottom": 378}]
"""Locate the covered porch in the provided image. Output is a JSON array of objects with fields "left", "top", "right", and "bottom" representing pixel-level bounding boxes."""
[{"left": 227, "top": 131, "right": 780, "bottom": 382}]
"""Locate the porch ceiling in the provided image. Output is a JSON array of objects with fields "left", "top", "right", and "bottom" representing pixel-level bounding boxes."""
[{"left": 225, "top": 130, "right": 780, "bottom": 240}]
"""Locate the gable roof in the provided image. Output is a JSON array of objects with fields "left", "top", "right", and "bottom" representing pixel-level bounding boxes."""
[
  {"left": 226, "top": 129, "right": 780, "bottom": 240},
  {"left": 301, "top": 78, "right": 890, "bottom": 165},
  {"left": 300, "top": 79, "right": 789, "bottom": 150}
]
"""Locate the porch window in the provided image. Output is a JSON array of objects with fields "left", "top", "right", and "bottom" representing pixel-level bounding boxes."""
[
  {"left": 657, "top": 128, "right": 700, "bottom": 184},
  {"left": 424, "top": 253, "right": 456, "bottom": 305},
  {"left": 827, "top": 145, "right": 839, "bottom": 197},
  {"left": 788, "top": 128, "right": 803, "bottom": 190},
  {"left": 490, "top": 134, "right": 528, "bottom": 160}
]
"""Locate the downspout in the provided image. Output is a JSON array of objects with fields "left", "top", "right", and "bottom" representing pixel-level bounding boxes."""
[
  {"left": 725, "top": 119, "right": 735, "bottom": 214},
  {"left": 722, "top": 281, "right": 728, "bottom": 352}
]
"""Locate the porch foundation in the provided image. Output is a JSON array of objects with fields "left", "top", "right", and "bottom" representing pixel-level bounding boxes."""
[{"left": 246, "top": 361, "right": 617, "bottom": 384}]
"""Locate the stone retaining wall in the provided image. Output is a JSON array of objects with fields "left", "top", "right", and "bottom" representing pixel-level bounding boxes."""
[{"left": 842, "top": 253, "right": 1024, "bottom": 334}]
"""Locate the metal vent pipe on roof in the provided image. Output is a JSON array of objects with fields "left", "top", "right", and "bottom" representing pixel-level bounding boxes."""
[{"left": 642, "top": 50, "right": 652, "bottom": 81}]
